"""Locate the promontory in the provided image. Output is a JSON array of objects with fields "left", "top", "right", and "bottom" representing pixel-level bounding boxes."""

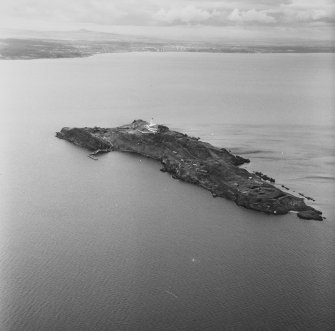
[{"left": 56, "top": 119, "right": 323, "bottom": 221}]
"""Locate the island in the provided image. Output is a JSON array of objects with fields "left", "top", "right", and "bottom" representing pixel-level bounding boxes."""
[{"left": 56, "top": 119, "right": 323, "bottom": 221}]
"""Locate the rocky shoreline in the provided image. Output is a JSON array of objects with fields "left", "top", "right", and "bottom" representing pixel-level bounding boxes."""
[{"left": 56, "top": 120, "right": 323, "bottom": 221}]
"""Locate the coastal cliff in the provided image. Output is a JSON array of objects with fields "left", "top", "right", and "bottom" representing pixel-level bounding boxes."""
[{"left": 56, "top": 120, "right": 323, "bottom": 221}]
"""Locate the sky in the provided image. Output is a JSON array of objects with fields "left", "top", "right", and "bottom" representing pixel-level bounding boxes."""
[{"left": 0, "top": 0, "right": 334, "bottom": 42}]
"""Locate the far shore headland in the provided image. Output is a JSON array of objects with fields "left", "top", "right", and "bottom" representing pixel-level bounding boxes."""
[{"left": 1, "top": 36, "right": 334, "bottom": 60}]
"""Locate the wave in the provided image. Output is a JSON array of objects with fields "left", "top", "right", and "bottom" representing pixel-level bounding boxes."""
[
  {"left": 295, "top": 175, "right": 335, "bottom": 181},
  {"left": 231, "top": 149, "right": 272, "bottom": 155}
]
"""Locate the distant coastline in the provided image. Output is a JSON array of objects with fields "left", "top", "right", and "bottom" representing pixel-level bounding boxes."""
[{"left": 1, "top": 37, "right": 334, "bottom": 60}]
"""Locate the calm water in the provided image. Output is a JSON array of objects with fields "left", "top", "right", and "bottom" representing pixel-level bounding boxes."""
[{"left": 0, "top": 53, "right": 334, "bottom": 330}]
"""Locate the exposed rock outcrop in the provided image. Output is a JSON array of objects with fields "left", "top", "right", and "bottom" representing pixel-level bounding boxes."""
[{"left": 56, "top": 120, "right": 323, "bottom": 221}]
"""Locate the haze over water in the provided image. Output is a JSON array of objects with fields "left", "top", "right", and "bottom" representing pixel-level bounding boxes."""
[{"left": 1, "top": 53, "right": 334, "bottom": 329}]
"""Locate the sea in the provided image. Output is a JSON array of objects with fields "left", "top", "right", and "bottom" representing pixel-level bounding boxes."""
[{"left": 0, "top": 52, "right": 334, "bottom": 330}]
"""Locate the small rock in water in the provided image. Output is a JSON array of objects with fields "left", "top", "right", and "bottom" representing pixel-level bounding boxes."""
[{"left": 297, "top": 210, "right": 323, "bottom": 221}]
